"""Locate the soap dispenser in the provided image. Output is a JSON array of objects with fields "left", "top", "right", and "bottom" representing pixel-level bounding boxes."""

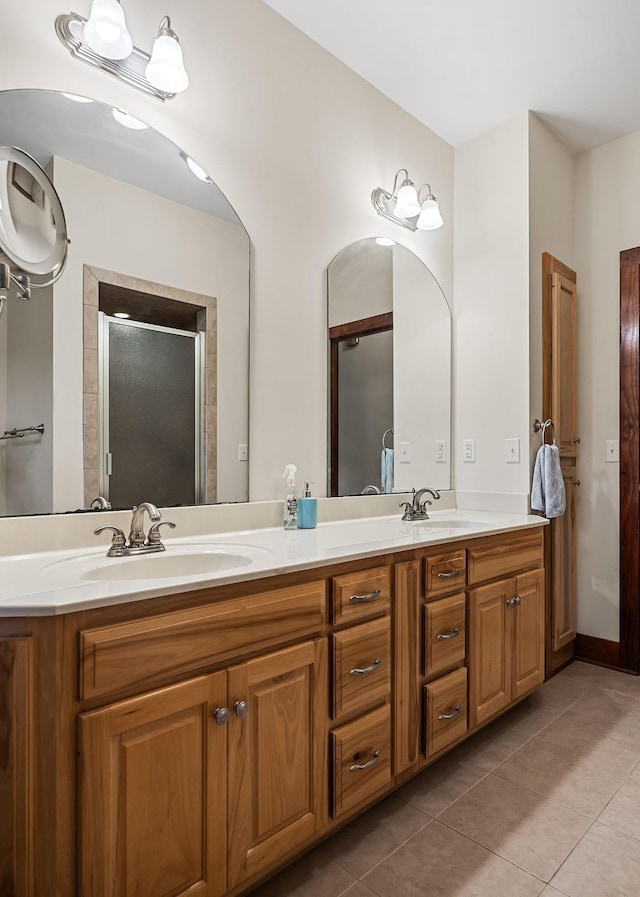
[
  {"left": 297, "top": 482, "right": 317, "bottom": 529},
  {"left": 282, "top": 464, "right": 298, "bottom": 530}
]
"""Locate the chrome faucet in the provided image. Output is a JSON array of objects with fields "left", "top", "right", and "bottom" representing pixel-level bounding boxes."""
[
  {"left": 400, "top": 487, "right": 441, "bottom": 521},
  {"left": 90, "top": 495, "right": 111, "bottom": 510},
  {"left": 95, "top": 502, "right": 176, "bottom": 557}
]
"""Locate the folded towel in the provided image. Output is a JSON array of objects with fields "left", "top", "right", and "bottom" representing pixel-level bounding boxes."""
[
  {"left": 531, "top": 444, "right": 566, "bottom": 518},
  {"left": 381, "top": 447, "right": 394, "bottom": 494}
]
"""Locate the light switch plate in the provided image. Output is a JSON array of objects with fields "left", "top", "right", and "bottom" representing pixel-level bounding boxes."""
[
  {"left": 238, "top": 444, "right": 248, "bottom": 461},
  {"left": 605, "top": 439, "right": 619, "bottom": 463},
  {"left": 505, "top": 437, "right": 520, "bottom": 463},
  {"left": 399, "top": 441, "right": 412, "bottom": 463}
]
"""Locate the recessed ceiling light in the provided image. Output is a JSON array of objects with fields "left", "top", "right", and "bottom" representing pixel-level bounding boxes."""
[
  {"left": 183, "top": 153, "right": 213, "bottom": 183},
  {"left": 61, "top": 92, "right": 94, "bottom": 103},
  {"left": 376, "top": 237, "right": 396, "bottom": 246},
  {"left": 112, "top": 108, "right": 149, "bottom": 130},
  {"left": 113, "top": 311, "right": 130, "bottom": 318}
]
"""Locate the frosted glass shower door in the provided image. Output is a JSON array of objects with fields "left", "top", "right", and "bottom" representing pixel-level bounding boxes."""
[{"left": 98, "top": 315, "right": 204, "bottom": 509}]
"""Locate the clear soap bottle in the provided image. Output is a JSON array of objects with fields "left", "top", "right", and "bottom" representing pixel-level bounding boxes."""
[{"left": 282, "top": 463, "right": 298, "bottom": 530}]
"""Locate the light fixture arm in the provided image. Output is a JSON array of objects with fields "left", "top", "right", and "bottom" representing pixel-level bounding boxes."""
[{"left": 371, "top": 170, "right": 443, "bottom": 233}]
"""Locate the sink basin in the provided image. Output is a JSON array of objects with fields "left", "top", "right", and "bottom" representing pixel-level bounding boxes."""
[
  {"left": 80, "top": 551, "right": 254, "bottom": 582},
  {"left": 414, "top": 518, "right": 478, "bottom": 528}
]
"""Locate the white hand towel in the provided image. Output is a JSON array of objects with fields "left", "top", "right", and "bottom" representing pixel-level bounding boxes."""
[
  {"left": 381, "top": 447, "right": 394, "bottom": 494},
  {"left": 531, "top": 444, "right": 566, "bottom": 518}
]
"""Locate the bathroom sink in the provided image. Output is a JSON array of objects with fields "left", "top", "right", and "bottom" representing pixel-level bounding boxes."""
[
  {"left": 80, "top": 551, "right": 254, "bottom": 582},
  {"left": 414, "top": 518, "right": 478, "bottom": 528}
]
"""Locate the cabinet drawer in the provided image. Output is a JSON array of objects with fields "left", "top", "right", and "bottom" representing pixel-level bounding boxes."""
[
  {"left": 424, "top": 667, "right": 467, "bottom": 757},
  {"left": 467, "top": 529, "right": 543, "bottom": 584},
  {"left": 80, "top": 580, "right": 326, "bottom": 701},
  {"left": 424, "top": 551, "right": 466, "bottom": 597},
  {"left": 332, "top": 617, "right": 391, "bottom": 719},
  {"left": 423, "top": 593, "right": 466, "bottom": 679},
  {"left": 332, "top": 567, "right": 391, "bottom": 625},
  {"left": 332, "top": 704, "right": 392, "bottom": 818}
]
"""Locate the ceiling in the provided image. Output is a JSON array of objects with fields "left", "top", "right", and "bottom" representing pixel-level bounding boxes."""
[{"left": 262, "top": 0, "right": 640, "bottom": 154}]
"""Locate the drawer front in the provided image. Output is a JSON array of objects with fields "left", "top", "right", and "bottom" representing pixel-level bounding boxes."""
[
  {"left": 425, "top": 667, "right": 467, "bottom": 757},
  {"left": 424, "top": 551, "right": 466, "bottom": 597},
  {"left": 424, "top": 593, "right": 466, "bottom": 679},
  {"left": 332, "top": 567, "right": 391, "bottom": 625},
  {"left": 332, "top": 617, "right": 391, "bottom": 719},
  {"left": 80, "top": 580, "right": 326, "bottom": 701},
  {"left": 332, "top": 704, "right": 392, "bottom": 818},
  {"left": 467, "top": 529, "right": 543, "bottom": 584}
]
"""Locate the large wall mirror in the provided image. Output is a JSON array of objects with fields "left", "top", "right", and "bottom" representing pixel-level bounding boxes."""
[
  {"left": 0, "top": 89, "right": 249, "bottom": 517},
  {"left": 328, "top": 238, "right": 451, "bottom": 496}
]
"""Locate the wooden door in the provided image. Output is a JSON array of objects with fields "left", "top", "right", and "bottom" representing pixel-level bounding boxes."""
[
  {"left": 79, "top": 673, "right": 227, "bottom": 897},
  {"left": 511, "top": 569, "right": 545, "bottom": 700},
  {"left": 226, "top": 639, "right": 327, "bottom": 890},
  {"left": 542, "top": 253, "right": 578, "bottom": 674},
  {"left": 468, "top": 579, "right": 511, "bottom": 728}
]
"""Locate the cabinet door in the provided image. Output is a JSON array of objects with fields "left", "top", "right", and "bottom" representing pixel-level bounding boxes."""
[
  {"left": 512, "top": 569, "right": 545, "bottom": 700},
  {"left": 227, "top": 639, "right": 327, "bottom": 890},
  {"left": 550, "top": 271, "right": 578, "bottom": 457},
  {"left": 79, "top": 672, "right": 227, "bottom": 897},
  {"left": 468, "top": 579, "right": 511, "bottom": 728}
]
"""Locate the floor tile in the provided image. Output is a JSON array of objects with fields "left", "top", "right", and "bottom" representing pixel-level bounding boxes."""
[
  {"left": 598, "top": 774, "right": 640, "bottom": 839},
  {"left": 496, "top": 696, "right": 561, "bottom": 738},
  {"left": 447, "top": 717, "right": 529, "bottom": 771},
  {"left": 595, "top": 669, "right": 640, "bottom": 699},
  {"left": 557, "top": 661, "right": 619, "bottom": 685},
  {"left": 551, "top": 822, "right": 640, "bottom": 897},
  {"left": 525, "top": 674, "right": 594, "bottom": 712},
  {"left": 495, "top": 736, "right": 628, "bottom": 817},
  {"left": 250, "top": 847, "right": 356, "bottom": 897},
  {"left": 439, "top": 775, "right": 591, "bottom": 881},
  {"left": 570, "top": 686, "right": 640, "bottom": 737},
  {"left": 362, "top": 819, "right": 545, "bottom": 897},
  {"left": 535, "top": 706, "right": 640, "bottom": 773},
  {"left": 341, "top": 886, "right": 378, "bottom": 897},
  {"left": 539, "top": 888, "right": 571, "bottom": 896},
  {"left": 320, "top": 795, "right": 429, "bottom": 878},
  {"left": 396, "top": 753, "right": 487, "bottom": 816}
]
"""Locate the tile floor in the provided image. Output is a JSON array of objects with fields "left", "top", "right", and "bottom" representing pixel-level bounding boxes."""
[{"left": 250, "top": 661, "right": 640, "bottom": 897}]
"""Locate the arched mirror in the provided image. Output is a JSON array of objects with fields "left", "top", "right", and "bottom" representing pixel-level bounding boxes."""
[
  {"left": 0, "top": 89, "right": 249, "bottom": 517},
  {"left": 328, "top": 238, "right": 451, "bottom": 496}
]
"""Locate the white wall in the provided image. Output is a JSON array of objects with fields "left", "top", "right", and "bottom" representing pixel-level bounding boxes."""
[
  {"left": 52, "top": 157, "right": 249, "bottom": 510},
  {"left": 0, "top": 0, "right": 454, "bottom": 503},
  {"left": 453, "top": 113, "right": 531, "bottom": 512},
  {"left": 572, "top": 132, "right": 639, "bottom": 642}
]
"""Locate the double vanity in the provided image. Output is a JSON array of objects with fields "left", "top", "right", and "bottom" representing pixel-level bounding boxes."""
[{"left": 0, "top": 501, "right": 547, "bottom": 897}]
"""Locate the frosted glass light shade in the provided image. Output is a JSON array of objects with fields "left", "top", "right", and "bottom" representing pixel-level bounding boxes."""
[
  {"left": 145, "top": 33, "right": 189, "bottom": 93},
  {"left": 394, "top": 182, "right": 421, "bottom": 218},
  {"left": 83, "top": 0, "right": 133, "bottom": 60},
  {"left": 416, "top": 197, "right": 444, "bottom": 230}
]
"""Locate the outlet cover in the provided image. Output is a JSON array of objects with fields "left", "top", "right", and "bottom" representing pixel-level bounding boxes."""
[
  {"left": 238, "top": 444, "right": 248, "bottom": 461},
  {"left": 505, "top": 438, "right": 520, "bottom": 463},
  {"left": 435, "top": 439, "right": 447, "bottom": 463},
  {"left": 605, "top": 439, "right": 619, "bottom": 463},
  {"left": 463, "top": 438, "right": 476, "bottom": 463}
]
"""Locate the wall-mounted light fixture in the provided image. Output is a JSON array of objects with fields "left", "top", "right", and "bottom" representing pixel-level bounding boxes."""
[
  {"left": 371, "top": 169, "right": 444, "bottom": 232},
  {"left": 55, "top": 3, "right": 189, "bottom": 101}
]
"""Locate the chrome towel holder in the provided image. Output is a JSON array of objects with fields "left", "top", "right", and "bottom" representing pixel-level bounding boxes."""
[
  {"left": 382, "top": 428, "right": 394, "bottom": 450},
  {"left": 532, "top": 418, "right": 556, "bottom": 445},
  {"left": 1, "top": 423, "right": 45, "bottom": 441}
]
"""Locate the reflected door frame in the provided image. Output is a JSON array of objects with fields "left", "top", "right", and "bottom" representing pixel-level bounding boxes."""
[{"left": 328, "top": 311, "right": 393, "bottom": 496}]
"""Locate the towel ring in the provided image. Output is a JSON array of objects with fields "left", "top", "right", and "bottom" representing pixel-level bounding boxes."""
[
  {"left": 382, "top": 428, "right": 394, "bottom": 450},
  {"left": 532, "top": 418, "right": 557, "bottom": 446}
]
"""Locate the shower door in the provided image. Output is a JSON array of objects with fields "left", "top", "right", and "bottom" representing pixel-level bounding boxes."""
[{"left": 98, "top": 314, "right": 205, "bottom": 509}]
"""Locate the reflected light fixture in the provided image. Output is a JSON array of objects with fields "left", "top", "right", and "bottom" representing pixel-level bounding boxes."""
[
  {"left": 181, "top": 152, "right": 213, "bottom": 183},
  {"left": 371, "top": 169, "right": 444, "bottom": 232},
  {"left": 112, "top": 108, "right": 149, "bottom": 129},
  {"left": 55, "top": 5, "right": 189, "bottom": 101}
]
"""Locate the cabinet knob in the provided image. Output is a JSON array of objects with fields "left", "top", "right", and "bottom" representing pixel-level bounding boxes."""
[
  {"left": 573, "top": 479, "right": 581, "bottom": 486},
  {"left": 213, "top": 707, "right": 230, "bottom": 725},
  {"left": 573, "top": 437, "right": 581, "bottom": 444},
  {"left": 506, "top": 596, "right": 521, "bottom": 607},
  {"left": 234, "top": 700, "right": 249, "bottom": 718}
]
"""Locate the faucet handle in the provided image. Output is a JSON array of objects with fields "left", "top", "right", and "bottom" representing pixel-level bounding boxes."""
[
  {"left": 148, "top": 520, "right": 176, "bottom": 546},
  {"left": 94, "top": 525, "right": 127, "bottom": 556}
]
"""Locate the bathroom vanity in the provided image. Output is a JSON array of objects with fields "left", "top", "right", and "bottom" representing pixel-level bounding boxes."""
[{"left": 0, "top": 511, "right": 546, "bottom": 897}]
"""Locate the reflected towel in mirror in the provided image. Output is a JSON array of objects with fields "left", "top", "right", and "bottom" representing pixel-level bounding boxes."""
[{"left": 381, "top": 447, "right": 394, "bottom": 494}]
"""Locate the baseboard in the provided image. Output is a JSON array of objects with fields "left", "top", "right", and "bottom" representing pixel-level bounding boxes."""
[{"left": 574, "top": 633, "right": 637, "bottom": 674}]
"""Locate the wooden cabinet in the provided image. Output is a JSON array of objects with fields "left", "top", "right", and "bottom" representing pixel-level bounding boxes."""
[
  {"left": 468, "top": 569, "right": 545, "bottom": 728},
  {"left": 79, "top": 640, "right": 327, "bottom": 897}
]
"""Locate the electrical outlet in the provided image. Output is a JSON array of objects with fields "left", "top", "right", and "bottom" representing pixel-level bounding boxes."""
[
  {"left": 505, "top": 437, "right": 520, "bottom": 463},
  {"left": 435, "top": 439, "right": 447, "bottom": 463},
  {"left": 399, "top": 441, "right": 412, "bottom": 463},
  {"left": 463, "top": 438, "right": 476, "bottom": 463},
  {"left": 238, "top": 444, "right": 248, "bottom": 461},
  {"left": 605, "top": 439, "right": 619, "bottom": 463}
]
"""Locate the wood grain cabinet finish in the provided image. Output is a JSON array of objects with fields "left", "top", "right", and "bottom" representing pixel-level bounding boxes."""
[
  {"left": 423, "top": 592, "right": 466, "bottom": 680},
  {"left": 467, "top": 529, "right": 543, "bottom": 585},
  {"left": 424, "top": 667, "right": 468, "bottom": 757},
  {"left": 331, "top": 566, "right": 391, "bottom": 625},
  {"left": 332, "top": 617, "right": 391, "bottom": 719},
  {"left": 424, "top": 550, "right": 466, "bottom": 597},
  {"left": 331, "top": 704, "right": 392, "bottom": 818}
]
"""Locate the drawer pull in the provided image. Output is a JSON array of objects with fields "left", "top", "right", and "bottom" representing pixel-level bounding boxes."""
[
  {"left": 349, "top": 588, "right": 381, "bottom": 603},
  {"left": 436, "top": 627, "right": 460, "bottom": 641},
  {"left": 349, "top": 750, "right": 381, "bottom": 772},
  {"left": 438, "top": 705, "right": 462, "bottom": 722},
  {"left": 436, "top": 569, "right": 462, "bottom": 579},
  {"left": 349, "top": 658, "right": 382, "bottom": 676}
]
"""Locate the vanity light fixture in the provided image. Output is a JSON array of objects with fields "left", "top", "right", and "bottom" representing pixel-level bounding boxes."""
[
  {"left": 371, "top": 169, "right": 444, "bottom": 232},
  {"left": 55, "top": 6, "right": 189, "bottom": 101}
]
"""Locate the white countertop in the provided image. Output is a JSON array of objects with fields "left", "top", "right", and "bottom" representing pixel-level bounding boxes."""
[{"left": 0, "top": 509, "right": 547, "bottom": 616}]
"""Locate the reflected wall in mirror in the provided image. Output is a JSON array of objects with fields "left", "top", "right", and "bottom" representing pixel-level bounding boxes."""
[
  {"left": 328, "top": 238, "right": 451, "bottom": 496},
  {"left": 0, "top": 89, "right": 249, "bottom": 517}
]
